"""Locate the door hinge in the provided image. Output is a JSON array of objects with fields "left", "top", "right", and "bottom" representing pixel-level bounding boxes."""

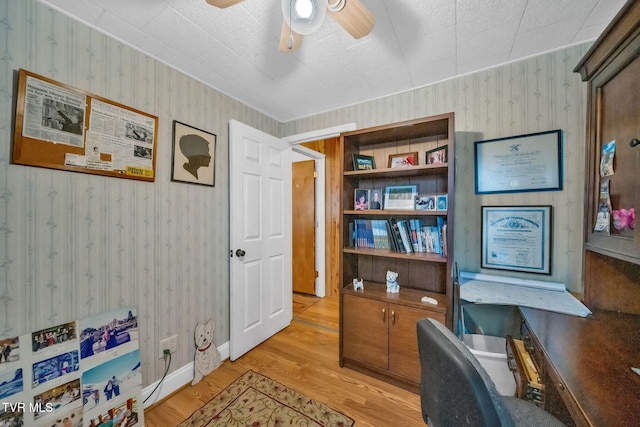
[{"left": 313, "top": 171, "right": 318, "bottom": 178}]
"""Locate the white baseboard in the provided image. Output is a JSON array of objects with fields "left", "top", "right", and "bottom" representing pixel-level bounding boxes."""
[{"left": 142, "top": 341, "right": 230, "bottom": 408}]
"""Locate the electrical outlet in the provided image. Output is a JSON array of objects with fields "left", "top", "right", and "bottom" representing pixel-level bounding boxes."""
[{"left": 159, "top": 335, "right": 178, "bottom": 359}]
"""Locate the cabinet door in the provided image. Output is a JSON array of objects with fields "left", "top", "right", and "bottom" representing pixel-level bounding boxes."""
[
  {"left": 389, "top": 305, "right": 444, "bottom": 381},
  {"left": 342, "top": 294, "right": 388, "bottom": 369},
  {"left": 589, "top": 53, "right": 640, "bottom": 259}
]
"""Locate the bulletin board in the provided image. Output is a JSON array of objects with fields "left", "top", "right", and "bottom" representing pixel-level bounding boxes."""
[{"left": 12, "top": 68, "right": 158, "bottom": 181}]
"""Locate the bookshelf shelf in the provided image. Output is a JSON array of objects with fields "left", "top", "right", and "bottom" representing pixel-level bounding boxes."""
[
  {"left": 342, "top": 247, "right": 448, "bottom": 262},
  {"left": 343, "top": 209, "right": 447, "bottom": 216}
]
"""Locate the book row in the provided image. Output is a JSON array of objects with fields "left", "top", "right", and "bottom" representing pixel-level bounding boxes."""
[{"left": 348, "top": 217, "right": 447, "bottom": 255}]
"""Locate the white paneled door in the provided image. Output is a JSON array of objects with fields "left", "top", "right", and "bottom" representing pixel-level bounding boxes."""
[{"left": 229, "top": 120, "right": 292, "bottom": 360}]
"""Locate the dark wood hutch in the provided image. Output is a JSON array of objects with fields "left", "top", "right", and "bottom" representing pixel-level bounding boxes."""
[{"left": 518, "top": 1, "right": 640, "bottom": 426}]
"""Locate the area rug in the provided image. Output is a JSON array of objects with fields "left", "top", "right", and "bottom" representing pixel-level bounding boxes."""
[{"left": 178, "top": 370, "right": 355, "bottom": 427}]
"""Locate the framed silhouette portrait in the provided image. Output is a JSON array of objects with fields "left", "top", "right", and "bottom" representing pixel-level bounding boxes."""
[{"left": 172, "top": 121, "right": 216, "bottom": 186}]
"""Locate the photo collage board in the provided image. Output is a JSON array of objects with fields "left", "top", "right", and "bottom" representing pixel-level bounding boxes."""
[{"left": 0, "top": 307, "right": 143, "bottom": 427}]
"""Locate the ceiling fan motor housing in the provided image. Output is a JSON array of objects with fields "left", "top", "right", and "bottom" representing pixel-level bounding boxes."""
[{"left": 282, "top": 0, "right": 327, "bottom": 35}]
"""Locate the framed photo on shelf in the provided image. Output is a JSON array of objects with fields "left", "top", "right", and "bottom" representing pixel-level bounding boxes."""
[
  {"left": 474, "top": 129, "right": 562, "bottom": 194},
  {"left": 172, "top": 121, "right": 216, "bottom": 186},
  {"left": 425, "top": 146, "right": 448, "bottom": 165},
  {"left": 436, "top": 194, "right": 448, "bottom": 211},
  {"left": 352, "top": 153, "right": 376, "bottom": 171},
  {"left": 415, "top": 195, "right": 436, "bottom": 211},
  {"left": 369, "top": 188, "right": 383, "bottom": 210},
  {"left": 354, "top": 189, "right": 370, "bottom": 210},
  {"left": 481, "top": 205, "right": 552, "bottom": 274},
  {"left": 383, "top": 185, "right": 418, "bottom": 210},
  {"left": 388, "top": 151, "right": 418, "bottom": 168}
]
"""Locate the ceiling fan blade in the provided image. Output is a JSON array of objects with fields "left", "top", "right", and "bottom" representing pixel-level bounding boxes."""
[
  {"left": 205, "top": 0, "right": 244, "bottom": 8},
  {"left": 279, "top": 21, "right": 303, "bottom": 53},
  {"left": 328, "top": 0, "right": 376, "bottom": 39}
]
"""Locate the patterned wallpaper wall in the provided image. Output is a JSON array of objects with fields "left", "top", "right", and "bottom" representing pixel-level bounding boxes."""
[
  {"left": 0, "top": 0, "right": 281, "bottom": 386},
  {"left": 284, "top": 44, "right": 589, "bottom": 293},
  {"left": 1, "top": 0, "right": 590, "bottom": 390}
]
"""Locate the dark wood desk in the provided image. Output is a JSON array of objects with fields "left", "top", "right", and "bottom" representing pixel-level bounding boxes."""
[{"left": 520, "top": 307, "right": 640, "bottom": 427}]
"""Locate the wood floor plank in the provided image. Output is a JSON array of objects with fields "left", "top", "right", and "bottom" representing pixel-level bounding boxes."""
[{"left": 144, "top": 294, "right": 425, "bottom": 426}]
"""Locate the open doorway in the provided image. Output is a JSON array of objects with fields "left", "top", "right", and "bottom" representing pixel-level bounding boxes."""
[
  {"left": 291, "top": 150, "right": 322, "bottom": 296},
  {"left": 287, "top": 123, "right": 356, "bottom": 299}
]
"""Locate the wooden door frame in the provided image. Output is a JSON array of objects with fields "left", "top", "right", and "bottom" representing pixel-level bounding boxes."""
[{"left": 285, "top": 123, "right": 356, "bottom": 297}]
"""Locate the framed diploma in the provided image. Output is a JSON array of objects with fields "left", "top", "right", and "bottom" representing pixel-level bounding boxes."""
[
  {"left": 481, "top": 206, "right": 552, "bottom": 274},
  {"left": 474, "top": 130, "right": 562, "bottom": 194}
]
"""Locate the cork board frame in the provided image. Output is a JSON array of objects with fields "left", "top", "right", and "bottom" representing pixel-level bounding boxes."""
[{"left": 12, "top": 69, "right": 158, "bottom": 181}]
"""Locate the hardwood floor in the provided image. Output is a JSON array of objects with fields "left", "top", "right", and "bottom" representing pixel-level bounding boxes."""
[{"left": 144, "top": 293, "right": 425, "bottom": 426}]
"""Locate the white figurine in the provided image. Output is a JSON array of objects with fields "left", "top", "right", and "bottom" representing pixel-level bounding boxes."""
[
  {"left": 353, "top": 278, "right": 364, "bottom": 291},
  {"left": 192, "top": 319, "right": 222, "bottom": 385},
  {"left": 386, "top": 270, "right": 400, "bottom": 293}
]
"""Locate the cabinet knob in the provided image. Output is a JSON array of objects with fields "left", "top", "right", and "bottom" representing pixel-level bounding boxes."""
[
  {"left": 381, "top": 308, "right": 386, "bottom": 323},
  {"left": 391, "top": 310, "right": 395, "bottom": 325},
  {"left": 631, "top": 138, "right": 640, "bottom": 148}
]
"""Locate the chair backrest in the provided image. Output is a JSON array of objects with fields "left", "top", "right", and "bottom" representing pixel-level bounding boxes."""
[{"left": 417, "top": 318, "right": 515, "bottom": 427}]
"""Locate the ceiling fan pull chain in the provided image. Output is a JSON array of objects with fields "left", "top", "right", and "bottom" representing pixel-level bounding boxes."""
[{"left": 327, "top": 0, "right": 346, "bottom": 13}]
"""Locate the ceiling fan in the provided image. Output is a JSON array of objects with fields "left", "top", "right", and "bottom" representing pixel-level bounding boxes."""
[{"left": 205, "top": 0, "right": 376, "bottom": 53}]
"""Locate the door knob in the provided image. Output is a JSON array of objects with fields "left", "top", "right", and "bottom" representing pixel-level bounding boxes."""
[{"left": 235, "top": 249, "right": 246, "bottom": 257}]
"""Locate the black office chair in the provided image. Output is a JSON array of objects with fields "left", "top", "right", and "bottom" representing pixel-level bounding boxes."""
[{"left": 417, "top": 318, "right": 565, "bottom": 427}]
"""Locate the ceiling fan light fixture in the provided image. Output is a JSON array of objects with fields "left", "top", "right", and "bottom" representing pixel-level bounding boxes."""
[
  {"left": 295, "top": 0, "right": 313, "bottom": 18},
  {"left": 282, "top": 0, "right": 327, "bottom": 35}
]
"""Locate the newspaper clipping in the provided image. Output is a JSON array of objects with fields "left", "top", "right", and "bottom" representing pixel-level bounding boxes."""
[
  {"left": 85, "top": 99, "right": 155, "bottom": 177},
  {"left": 22, "top": 76, "right": 86, "bottom": 147}
]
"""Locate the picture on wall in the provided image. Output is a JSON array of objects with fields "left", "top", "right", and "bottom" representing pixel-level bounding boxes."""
[
  {"left": 82, "top": 349, "right": 141, "bottom": 413},
  {"left": 172, "top": 121, "right": 216, "bottom": 186},
  {"left": 33, "top": 378, "right": 81, "bottom": 420},
  {"left": 0, "top": 368, "right": 23, "bottom": 400},
  {"left": 475, "top": 130, "right": 562, "bottom": 194},
  {"left": 481, "top": 206, "right": 552, "bottom": 274},
  {"left": 32, "top": 350, "right": 80, "bottom": 388},
  {"left": 88, "top": 396, "right": 140, "bottom": 427},
  {"left": 79, "top": 307, "right": 138, "bottom": 360},
  {"left": 32, "top": 322, "right": 76, "bottom": 354},
  {"left": 0, "top": 336, "right": 19, "bottom": 363},
  {"left": 0, "top": 410, "right": 22, "bottom": 426}
]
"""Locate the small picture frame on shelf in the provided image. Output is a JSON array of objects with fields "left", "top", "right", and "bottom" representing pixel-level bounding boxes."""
[
  {"left": 388, "top": 151, "right": 418, "bottom": 168},
  {"left": 436, "top": 194, "right": 448, "bottom": 211},
  {"left": 354, "top": 189, "right": 370, "bottom": 210},
  {"left": 352, "top": 153, "right": 376, "bottom": 171},
  {"left": 383, "top": 185, "right": 418, "bottom": 210},
  {"left": 415, "top": 195, "right": 436, "bottom": 211},
  {"left": 369, "top": 188, "right": 383, "bottom": 210},
  {"left": 425, "top": 146, "right": 448, "bottom": 165}
]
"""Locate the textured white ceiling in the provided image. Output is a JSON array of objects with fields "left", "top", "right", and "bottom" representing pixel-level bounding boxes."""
[{"left": 38, "top": 0, "right": 626, "bottom": 122}]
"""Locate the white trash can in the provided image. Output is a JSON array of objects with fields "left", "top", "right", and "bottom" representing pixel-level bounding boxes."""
[{"left": 462, "top": 334, "right": 516, "bottom": 396}]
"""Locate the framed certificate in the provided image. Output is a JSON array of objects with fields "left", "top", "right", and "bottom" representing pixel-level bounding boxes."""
[
  {"left": 474, "top": 130, "right": 562, "bottom": 194},
  {"left": 481, "top": 206, "right": 552, "bottom": 274}
]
